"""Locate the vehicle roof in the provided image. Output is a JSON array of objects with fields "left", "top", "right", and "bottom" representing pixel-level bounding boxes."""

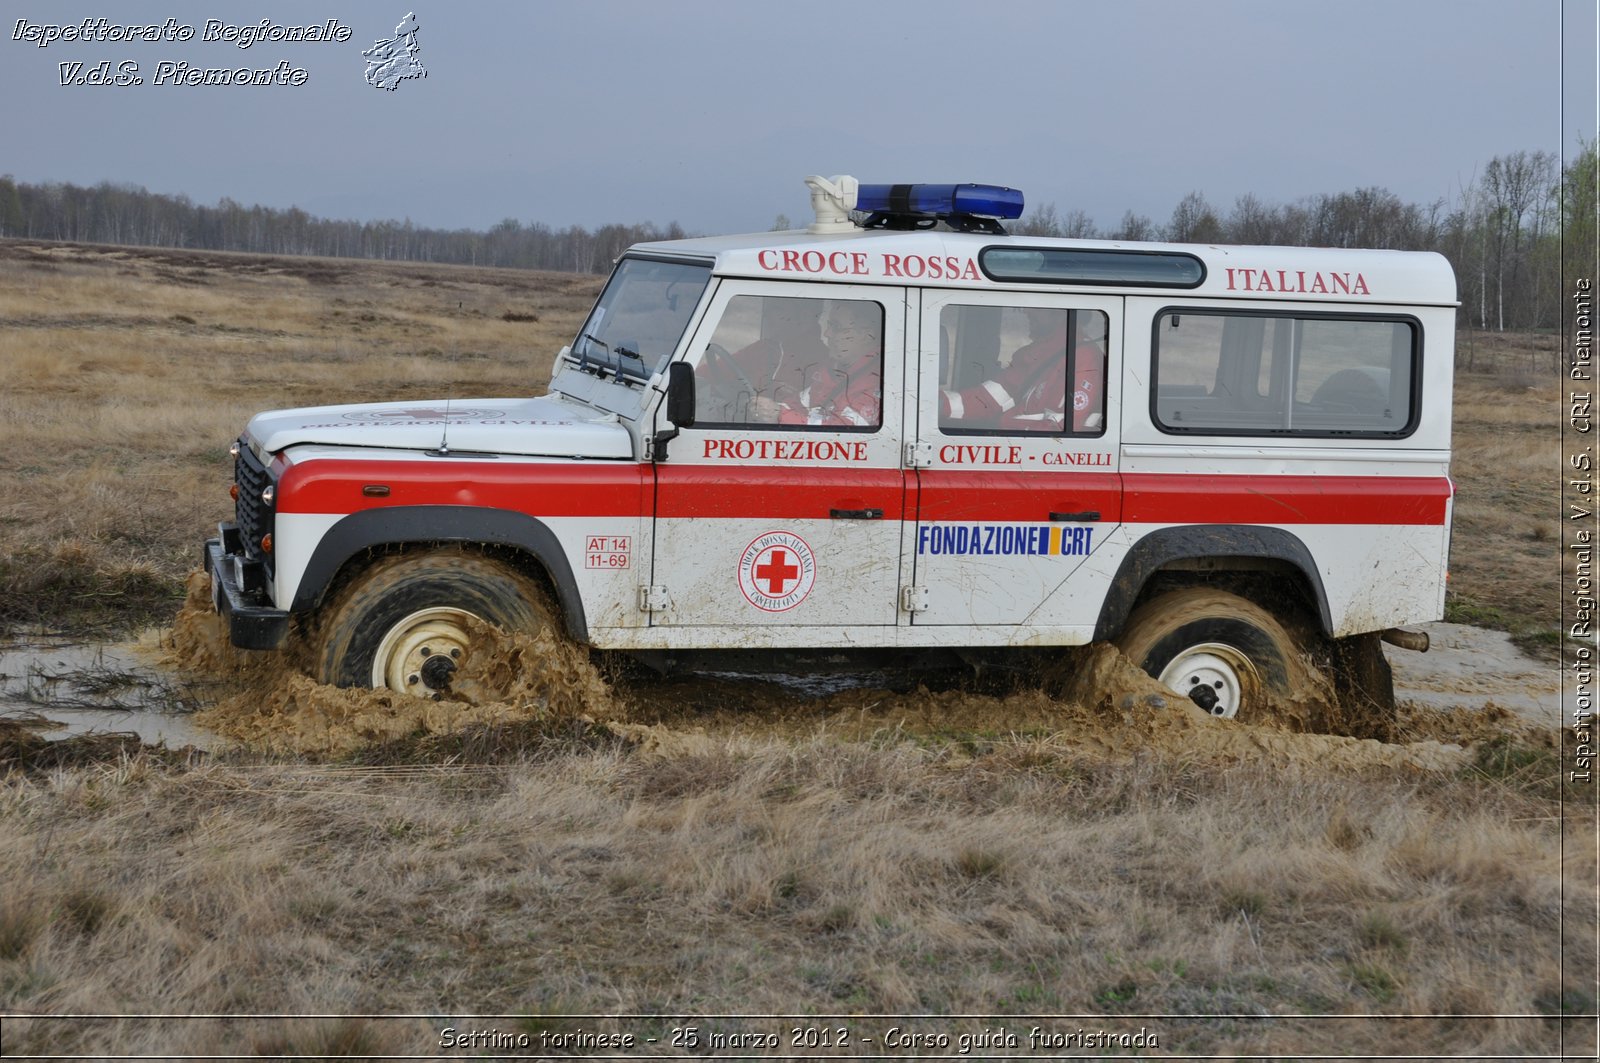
[{"left": 628, "top": 227, "right": 1458, "bottom": 307}]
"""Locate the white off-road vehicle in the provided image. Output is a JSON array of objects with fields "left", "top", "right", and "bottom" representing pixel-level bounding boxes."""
[{"left": 206, "top": 176, "right": 1453, "bottom": 720}]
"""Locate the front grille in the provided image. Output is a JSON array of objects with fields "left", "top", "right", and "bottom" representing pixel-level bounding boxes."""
[{"left": 234, "top": 442, "right": 276, "bottom": 576}]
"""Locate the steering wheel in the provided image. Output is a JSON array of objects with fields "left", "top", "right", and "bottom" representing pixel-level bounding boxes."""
[{"left": 705, "top": 342, "right": 763, "bottom": 405}]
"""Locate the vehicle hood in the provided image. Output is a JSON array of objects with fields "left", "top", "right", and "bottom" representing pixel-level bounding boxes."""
[{"left": 244, "top": 396, "right": 634, "bottom": 459}]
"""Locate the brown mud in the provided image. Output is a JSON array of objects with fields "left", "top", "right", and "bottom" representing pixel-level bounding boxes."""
[
  {"left": 146, "top": 572, "right": 1547, "bottom": 772},
  {"left": 168, "top": 573, "right": 618, "bottom": 757}
]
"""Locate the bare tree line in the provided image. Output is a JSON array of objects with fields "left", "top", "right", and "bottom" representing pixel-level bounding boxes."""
[
  {"left": 0, "top": 177, "right": 685, "bottom": 276},
  {"left": 1019, "top": 146, "right": 1592, "bottom": 333},
  {"left": 0, "top": 142, "right": 1591, "bottom": 333}
]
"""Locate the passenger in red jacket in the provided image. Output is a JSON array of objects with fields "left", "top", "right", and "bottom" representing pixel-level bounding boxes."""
[
  {"left": 1072, "top": 314, "right": 1108, "bottom": 431},
  {"left": 940, "top": 308, "right": 1106, "bottom": 432},
  {"left": 751, "top": 301, "right": 882, "bottom": 428}
]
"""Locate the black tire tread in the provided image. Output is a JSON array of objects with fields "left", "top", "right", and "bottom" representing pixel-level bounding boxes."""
[
  {"left": 1115, "top": 586, "right": 1313, "bottom": 725},
  {"left": 314, "top": 549, "right": 554, "bottom": 688}
]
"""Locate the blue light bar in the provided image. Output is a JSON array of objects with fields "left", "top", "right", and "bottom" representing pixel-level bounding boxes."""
[{"left": 855, "top": 183, "right": 1024, "bottom": 221}]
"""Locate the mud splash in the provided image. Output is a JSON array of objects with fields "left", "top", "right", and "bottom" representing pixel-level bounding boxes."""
[
  {"left": 162, "top": 572, "right": 1527, "bottom": 772},
  {"left": 902, "top": 646, "right": 1466, "bottom": 772},
  {"left": 605, "top": 646, "right": 1473, "bottom": 773},
  {"left": 167, "top": 573, "right": 620, "bottom": 757}
]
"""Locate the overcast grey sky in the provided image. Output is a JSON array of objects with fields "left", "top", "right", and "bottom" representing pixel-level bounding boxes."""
[{"left": 3, "top": 1, "right": 1596, "bottom": 235}]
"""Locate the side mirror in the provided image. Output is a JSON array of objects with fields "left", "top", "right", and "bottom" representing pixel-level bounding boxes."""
[
  {"left": 652, "top": 361, "right": 696, "bottom": 461},
  {"left": 666, "top": 360, "right": 696, "bottom": 428}
]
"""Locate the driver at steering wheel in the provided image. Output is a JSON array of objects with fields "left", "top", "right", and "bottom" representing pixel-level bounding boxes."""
[{"left": 696, "top": 296, "right": 825, "bottom": 423}]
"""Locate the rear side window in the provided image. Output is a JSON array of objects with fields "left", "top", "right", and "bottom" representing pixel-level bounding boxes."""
[{"left": 1153, "top": 310, "right": 1418, "bottom": 436}]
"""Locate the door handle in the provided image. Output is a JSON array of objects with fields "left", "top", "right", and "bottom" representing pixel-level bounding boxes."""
[
  {"left": 1050, "top": 510, "right": 1101, "bottom": 522},
  {"left": 830, "top": 507, "right": 884, "bottom": 520}
]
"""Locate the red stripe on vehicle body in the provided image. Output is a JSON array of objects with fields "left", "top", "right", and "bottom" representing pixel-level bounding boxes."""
[
  {"left": 917, "top": 472, "right": 1122, "bottom": 523},
  {"left": 915, "top": 472, "right": 1446, "bottom": 525},
  {"left": 654, "top": 467, "right": 908, "bottom": 519},
  {"left": 276, "top": 460, "right": 651, "bottom": 516},
  {"left": 277, "top": 459, "right": 1451, "bottom": 527},
  {"left": 1121, "top": 474, "right": 1451, "bottom": 526}
]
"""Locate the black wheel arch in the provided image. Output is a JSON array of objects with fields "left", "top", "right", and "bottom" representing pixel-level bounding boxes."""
[
  {"left": 1093, "top": 524, "right": 1332, "bottom": 642},
  {"left": 288, "top": 506, "right": 589, "bottom": 643}
]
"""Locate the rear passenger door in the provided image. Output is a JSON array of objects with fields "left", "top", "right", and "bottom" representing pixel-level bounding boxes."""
[{"left": 909, "top": 291, "right": 1122, "bottom": 625}]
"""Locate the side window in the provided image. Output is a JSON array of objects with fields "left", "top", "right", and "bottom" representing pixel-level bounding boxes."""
[
  {"left": 936, "top": 304, "right": 1108, "bottom": 436},
  {"left": 696, "top": 295, "right": 883, "bottom": 431},
  {"left": 1153, "top": 311, "right": 1416, "bottom": 436}
]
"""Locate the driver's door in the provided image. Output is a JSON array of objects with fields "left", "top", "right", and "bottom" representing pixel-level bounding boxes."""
[{"left": 650, "top": 280, "right": 910, "bottom": 632}]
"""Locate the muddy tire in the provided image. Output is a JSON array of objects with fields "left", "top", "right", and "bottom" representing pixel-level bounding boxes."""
[
  {"left": 315, "top": 550, "right": 556, "bottom": 692},
  {"left": 1114, "top": 587, "right": 1312, "bottom": 723}
]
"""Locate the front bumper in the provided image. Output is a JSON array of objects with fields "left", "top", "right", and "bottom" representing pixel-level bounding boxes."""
[{"left": 205, "top": 523, "right": 290, "bottom": 650}]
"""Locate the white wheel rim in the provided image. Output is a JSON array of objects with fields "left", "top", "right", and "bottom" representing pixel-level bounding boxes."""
[
  {"left": 371, "top": 607, "right": 476, "bottom": 692},
  {"left": 1157, "top": 642, "right": 1256, "bottom": 719}
]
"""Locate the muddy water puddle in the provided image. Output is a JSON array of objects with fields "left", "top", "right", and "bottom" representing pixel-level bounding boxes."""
[
  {"left": 0, "top": 636, "right": 221, "bottom": 750},
  {"left": 1386, "top": 622, "right": 1563, "bottom": 728}
]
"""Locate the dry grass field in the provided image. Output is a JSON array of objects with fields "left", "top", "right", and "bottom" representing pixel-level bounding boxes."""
[
  {"left": 1448, "top": 330, "right": 1570, "bottom": 655},
  {"left": 0, "top": 240, "right": 596, "bottom": 633},
  {"left": 0, "top": 240, "right": 1593, "bottom": 1059}
]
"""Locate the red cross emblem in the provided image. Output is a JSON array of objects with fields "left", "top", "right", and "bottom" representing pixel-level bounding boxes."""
[
  {"left": 754, "top": 548, "right": 800, "bottom": 595},
  {"left": 738, "top": 531, "right": 816, "bottom": 612}
]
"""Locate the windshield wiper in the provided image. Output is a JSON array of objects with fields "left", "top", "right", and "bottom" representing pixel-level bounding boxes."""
[
  {"left": 573, "top": 333, "right": 650, "bottom": 383},
  {"left": 613, "top": 344, "right": 649, "bottom": 379},
  {"left": 573, "top": 333, "right": 613, "bottom": 377}
]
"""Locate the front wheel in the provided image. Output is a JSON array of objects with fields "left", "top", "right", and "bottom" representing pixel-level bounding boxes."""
[
  {"left": 1114, "top": 587, "right": 1315, "bottom": 724},
  {"left": 315, "top": 550, "right": 556, "bottom": 693}
]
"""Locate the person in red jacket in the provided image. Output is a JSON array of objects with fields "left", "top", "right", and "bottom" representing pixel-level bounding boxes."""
[
  {"left": 940, "top": 308, "right": 1106, "bottom": 432},
  {"left": 751, "top": 301, "right": 882, "bottom": 428},
  {"left": 698, "top": 296, "right": 826, "bottom": 422},
  {"left": 1072, "top": 313, "right": 1108, "bottom": 431}
]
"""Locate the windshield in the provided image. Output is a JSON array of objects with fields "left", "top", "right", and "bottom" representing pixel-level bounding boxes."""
[{"left": 568, "top": 256, "right": 712, "bottom": 382}]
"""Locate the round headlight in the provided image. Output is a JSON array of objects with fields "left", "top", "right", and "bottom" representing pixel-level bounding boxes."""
[{"left": 261, "top": 485, "right": 275, "bottom": 506}]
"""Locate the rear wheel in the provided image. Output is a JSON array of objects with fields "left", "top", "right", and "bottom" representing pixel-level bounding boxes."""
[
  {"left": 1115, "top": 586, "right": 1312, "bottom": 724},
  {"left": 315, "top": 550, "right": 556, "bottom": 693}
]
